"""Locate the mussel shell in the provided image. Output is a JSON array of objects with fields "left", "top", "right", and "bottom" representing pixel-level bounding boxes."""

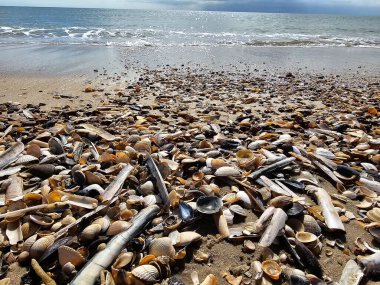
[
  {"left": 336, "top": 165, "right": 360, "bottom": 178},
  {"left": 196, "top": 196, "right": 223, "bottom": 214},
  {"left": 368, "top": 226, "right": 380, "bottom": 242},
  {"left": 48, "top": 137, "right": 65, "bottom": 155},
  {"left": 289, "top": 274, "right": 310, "bottom": 285},
  {"left": 179, "top": 202, "right": 194, "bottom": 222},
  {"left": 286, "top": 203, "right": 305, "bottom": 217},
  {"left": 29, "top": 164, "right": 55, "bottom": 179},
  {"left": 282, "top": 180, "right": 305, "bottom": 192}
]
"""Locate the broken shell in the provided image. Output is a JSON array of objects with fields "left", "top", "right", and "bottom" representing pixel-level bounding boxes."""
[
  {"left": 58, "top": 245, "right": 85, "bottom": 267},
  {"left": 163, "top": 215, "right": 182, "bottom": 230},
  {"left": 243, "top": 240, "right": 256, "bottom": 252},
  {"left": 29, "top": 215, "right": 54, "bottom": 227},
  {"left": 262, "top": 260, "right": 282, "bottom": 280},
  {"left": 193, "top": 251, "right": 210, "bottom": 263},
  {"left": 236, "top": 191, "right": 252, "bottom": 208},
  {"left": 196, "top": 196, "right": 223, "bottom": 214},
  {"left": 62, "top": 262, "right": 77, "bottom": 276},
  {"left": 149, "top": 237, "right": 175, "bottom": 258},
  {"left": 286, "top": 203, "right": 305, "bottom": 217}
]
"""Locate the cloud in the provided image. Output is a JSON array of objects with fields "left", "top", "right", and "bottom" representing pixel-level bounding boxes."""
[{"left": 2, "top": 0, "right": 380, "bottom": 15}]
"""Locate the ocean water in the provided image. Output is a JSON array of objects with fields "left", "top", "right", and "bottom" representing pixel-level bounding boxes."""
[{"left": 0, "top": 6, "right": 380, "bottom": 48}]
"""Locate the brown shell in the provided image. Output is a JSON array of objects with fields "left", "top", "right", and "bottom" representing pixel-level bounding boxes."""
[
  {"left": 58, "top": 245, "right": 86, "bottom": 267},
  {"left": 80, "top": 224, "right": 102, "bottom": 241},
  {"left": 107, "top": 221, "right": 133, "bottom": 236}
]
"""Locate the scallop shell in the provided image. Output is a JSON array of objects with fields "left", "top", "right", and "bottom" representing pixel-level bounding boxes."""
[
  {"left": 58, "top": 245, "right": 85, "bottom": 267},
  {"left": 149, "top": 237, "right": 175, "bottom": 258},
  {"left": 30, "top": 235, "right": 55, "bottom": 259},
  {"left": 229, "top": 204, "right": 247, "bottom": 217},
  {"left": 107, "top": 221, "right": 133, "bottom": 236},
  {"left": 175, "top": 231, "right": 202, "bottom": 247},
  {"left": 262, "top": 260, "right": 282, "bottom": 280},
  {"left": 214, "top": 166, "right": 240, "bottom": 177},
  {"left": 131, "top": 265, "right": 159, "bottom": 283},
  {"left": 80, "top": 224, "right": 102, "bottom": 241}
]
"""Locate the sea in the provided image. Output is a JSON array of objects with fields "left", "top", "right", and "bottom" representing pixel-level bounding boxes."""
[{"left": 1, "top": 6, "right": 380, "bottom": 48}]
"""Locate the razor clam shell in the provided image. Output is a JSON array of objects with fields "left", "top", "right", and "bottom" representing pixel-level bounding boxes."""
[
  {"left": 0, "top": 166, "right": 22, "bottom": 178},
  {"left": 58, "top": 190, "right": 98, "bottom": 209},
  {"left": 252, "top": 206, "right": 275, "bottom": 233},
  {"left": 257, "top": 175, "right": 296, "bottom": 197},
  {"left": 79, "top": 123, "right": 117, "bottom": 141},
  {"left": 14, "top": 155, "right": 39, "bottom": 165},
  {"left": 6, "top": 221, "right": 23, "bottom": 245},
  {"left": 259, "top": 208, "right": 287, "bottom": 247},
  {"left": 308, "top": 185, "right": 345, "bottom": 232},
  {"left": 0, "top": 142, "right": 24, "bottom": 170},
  {"left": 359, "top": 177, "right": 380, "bottom": 194},
  {"left": 213, "top": 209, "right": 230, "bottom": 238},
  {"left": 293, "top": 239, "right": 322, "bottom": 277}
]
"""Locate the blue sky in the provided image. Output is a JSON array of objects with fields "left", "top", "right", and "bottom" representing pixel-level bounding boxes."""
[{"left": 1, "top": 0, "right": 380, "bottom": 15}]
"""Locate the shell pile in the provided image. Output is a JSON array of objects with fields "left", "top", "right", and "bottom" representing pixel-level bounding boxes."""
[{"left": 0, "top": 69, "right": 380, "bottom": 285}]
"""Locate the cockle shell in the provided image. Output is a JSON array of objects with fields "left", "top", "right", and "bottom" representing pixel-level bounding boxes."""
[
  {"left": 131, "top": 265, "right": 159, "bottom": 283},
  {"left": 149, "top": 237, "right": 175, "bottom": 258},
  {"left": 58, "top": 245, "right": 85, "bottom": 267},
  {"left": 30, "top": 235, "right": 55, "bottom": 259},
  {"left": 80, "top": 224, "right": 102, "bottom": 241}
]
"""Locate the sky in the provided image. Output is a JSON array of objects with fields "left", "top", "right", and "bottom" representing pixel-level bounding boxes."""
[{"left": 1, "top": 0, "right": 380, "bottom": 15}]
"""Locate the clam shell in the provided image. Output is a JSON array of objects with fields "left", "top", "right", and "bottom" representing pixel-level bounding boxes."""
[
  {"left": 206, "top": 158, "right": 227, "bottom": 169},
  {"left": 369, "top": 226, "right": 380, "bottom": 242},
  {"left": 196, "top": 196, "right": 223, "bottom": 214},
  {"left": 214, "top": 166, "right": 240, "bottom": 177},
  {"left": 113, "top": 252, "right": 134, "bottom": 269},
  {"left": 356, "top": 197, "right": 374, "bottom": 210},
  {"left": 302, "top": 215, "right": 322, "bottom": 236},
  {"left": 236, "top": 191, "right": 252, "bottom": 208},
  {"left": 49, "top": 137, "right": 65, "bottom": 155},
  {"left": 80, "top": 224, "right": 102, "bottom": 241},
  {"left": 30, "top": 235, "right": 55, "bottom": 259},
  {"left": 163, "top": 215, "right": 182, "bottom": 230},
  {"left": 92, "top": 217, "right": 111, "bottom": 232},
  {"left": 140, "top": 181, "right": 154, "bottom": 195},
  {"left": 262, "top": 260, "right": 282, "bottom": 280},
  {"left": 107, "top": 221, "right": 132, "bottom": 236},
  {"left": 367, "top": 208, "right": 380, "bottom": 222},
  {"left": 223, "top": 208, "right": 234, "bottom": 225},
  {"left": 131, "top": 265, "right": 159, "bottom": 283},
  {"left": 27, "top": 144, "right": 41, "bottom": 158},
  {"left": 357, "top": 186, "right": 377, "bottom": 198},
  {"left": 229, "top": 204, "right": 247, "bottom": 217},
  {"left": 175, "top": 231, "right": 202, "bottom": 247},
  {"left": 58, "top": 245, "right": 85, "bottom": 267},
  {"left": 149, "top": 237, "right": 175, "bottom": 258},
  {"left": 296, "top": 231, "right": 318, "bottom": 247},
  {"left": 29, "top": 215, "right": 54, "bottom": 227}
]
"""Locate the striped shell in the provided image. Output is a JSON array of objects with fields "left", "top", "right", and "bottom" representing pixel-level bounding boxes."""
[
  {"left": 58, "top": 245, "right": 86, "bottom": 267},
  {"left": 30, "top": 235, "right": 55, "bottom": 259},
  {"left": 131, "top": 265, "right": 159, "bottom": 283},
  {"left": 107, "top": 221, "right": 133, "bottom": 236},
  {"left": 149, "top": 237, "right": 175, "bottom": 258},
  {"left": 302, "top": 215, "right": 322, "bottom": 236}
]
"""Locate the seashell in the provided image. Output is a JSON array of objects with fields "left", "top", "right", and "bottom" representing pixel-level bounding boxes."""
[
  {"left": 357, "top": 186, "right": 377, "bottom": 198},
  {"left": 29, "top": 215, "right": 54, "bottom": 227},
  {"left": 295, "top": 232, "right": 318, "bottom": 247},
  {"left": 73, "top": 170, "right": 86, "bottom": 186},
  {"left": 30, "top": 235, "right": 55, "bottom": 259},
  {"left": 192, "top": 172, "right": 205, "bottom": 181},
  {"left": 367, "top": 208, "right": 380, "bottom": 223},
  {"left": 214, "top": 166, "right": 240, "bottom": 177},
  {"left": 5, "top": 175, "right": 23, "bottom": 202},
  {"left": 100, "top": 270, "right": 115, "bottom": 285},
  {"left": 356, "top": 197, "right": 374, "bottom": 210},
  {"left": 229, "top": 204, "right": 247, "bottom": 217},
  {"left": 6, "top": 221, "right": 22, "bottom": 245},
  {"left": 222, "top": 193, "right": 240, "bottom": 204},
  {"left": 27, "top": 143, "right": 41, "bottom": 158},
  {"left": 62, "top": 262, "right": 77, "bottom": 276},
  {"left": 58, "top": 245, "right": 85, "bottom": 267},
  {"left": 236, "top": 191, "right": 252, "bottom": 208},
  {"left": 0, "top": 279, "right": 10, "bottom": 285},
  {"left": 163, "top": 215, "right": 182, "bottom": 230},
  {"left": 369, "top": 226, "right": 380, "bottom": 242},
  {"left": 149, "top": 237, "right": 175, "bottom": 258},
  {"left": 179, "top": 202, "right": 194, "bottom": 222},
  {"left": 302, "top": 215, "right": 322, "bottom": 236},
  {"left": 196, "top": 196, "right": 223, "bottom": 214},
  {"left": 286, "top": 203, "right": 305, "bottom": 217},
  {"left": 93, "top": 216, "right": 111, "bottom": 232},
  {"left": 134, "top": 140, "right": 151, "bottom": 154},
  {"left": 29, "top": 164, "right": 55, "bottom": 179},
  {"left": 140, "top": 181, "right": 154, "bottom": 195},
  {"left": 223, "top": 208, "right": 234, "bottom": 225},
  {"left": 357, "top": 252, "right": 380, "bottom": 276},
  {"left": 80, "top": 224, "right": 102, "bottom": 241},
  {"left": 175, "top": 231, "right": 202, "bottom": 247},
  {"left": 107, "top": 221, "right": 132, "bottom": 236},
  {"left": 61, "top": 215, "right": 76, "bottom": 226},
  {"left": 206, "top": 158, "right": 227, "bottom": 169},
  {"left": 48, "top": 137, "right": 65, "bottom": 155},
  {"left": 84, "top": 171, "right": 104, "bottom": 185},
  {"left": 269, "top": 195, "right": 293, "bottom": 208},
  {"left": 131, "top": 265, "right": 159, "bottom": 283},
  {"left": 23, "top": 234, "right": 38, "bottom": 251},
  {"left": 287, "top": 219, "right": 305, "bottom": 233},
  {"left": 243, "top": 240, "right": 256, "bottom": 252},
  {"left": 200, "top": 274, "right": 217, "bottom": 285},
  {"left": 0, "top": 141, "right": 24, "bottom": 169},
  {"left": 262, "top": 260, "right": 282, "bottom": 280},
  {"left": 113, "top": 252, "right": 134, "bottom": 269},
  {"left": 282, "top": 180, "right": 305, "bottom": 192},
  {"left": 315, "top": 148, "right": 335, "bottom": 159},
  {"left": 14, "top": 155, "right": 39, "bottom": 165},
  {"left": 59, "top": 191, "right": 98, "bottom": 209},
  {"left": 143, "top": 195, "right": 161, "bottom": 207}
]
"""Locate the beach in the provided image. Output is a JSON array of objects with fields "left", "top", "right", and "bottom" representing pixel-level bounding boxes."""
[{"left": 1, "top": 6, "right": 380, "bottom": 285}]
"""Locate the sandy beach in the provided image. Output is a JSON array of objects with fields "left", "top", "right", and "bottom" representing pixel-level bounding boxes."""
[{"left": 1, "top": 43, "right": 380, "bottom": 285}]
